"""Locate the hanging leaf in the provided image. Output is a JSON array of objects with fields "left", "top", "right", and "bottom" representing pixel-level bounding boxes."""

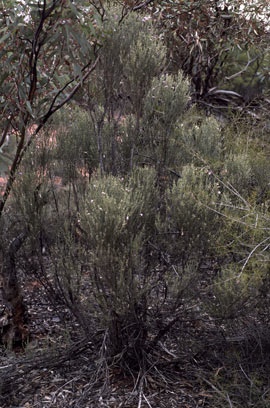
[{"left": 0, "top": 134, "right": 17, "bottom": 176}]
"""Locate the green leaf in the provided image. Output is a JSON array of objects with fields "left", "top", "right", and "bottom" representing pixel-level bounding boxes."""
[
  {"left": 69, "top": 1, "right": 79, "bottom": 17},
  {"left": 26, "top": 100, "right": 33, "bottom": 116},
  {"left": 73, "top": 63, "right": 83, "bottom": 84},
  {"left": 0, "top": 32, "right": 10, "bottom": 44}
]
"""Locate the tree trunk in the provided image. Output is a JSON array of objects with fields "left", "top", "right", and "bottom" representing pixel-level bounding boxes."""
[{"left": 0, "top": 233, "right": 28, "bottom": 348}]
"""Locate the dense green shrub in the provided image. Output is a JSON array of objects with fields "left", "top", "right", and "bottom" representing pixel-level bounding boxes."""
[
  {"left": 78, "top": 167, "right": 157, "bottom": 359},
  {"left": 79, "top": 10, "right": 166, "bottom": 175},
  {"left": 207, "top": 265, "right": 261, "bottom": 320},
  {"left": 181, "top": 116, "right": 223, "bottom": 163},
  {"left": 140, "top": 72, "right": 190, "bottom": 170},
  {"left": 156, "top": 164, "right": 221, "bottom": 269},
  {"left": 53, "top": 108, "right": 99, "bottom": 185},
  {"left": 4, "top": 6, "right": 270, "bottom": 394},
  {"left": 7, "top": 144, "right": 53, "bottom": 252},
  {"left": 223, "top": 153, "right": 253, "bottom": 199}
]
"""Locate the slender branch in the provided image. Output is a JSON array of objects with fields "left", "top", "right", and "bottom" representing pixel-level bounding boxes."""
[
  {"left": 0, "top": 127, "right": 27, "bottom": 214},
  {"left": 225, "top": 56, "right": 259, "bottom": 81},
  {"left": 24, "top": 56, "right": 100, "bottom": 165},
  {"left": 0, "top": 120, "right": 11, "bottom": 150},
  {"left": 0, "top": 55, "right": 100, "bottom": 216},
  {"left": 238, "top": 236, "right": 270, "bottom": 278},
  {"left": 133, "top": 0, "right": 155, "bottom": 11},
  {"left": 40, "top": 55, "right": 100, "bottom": 123},
  {"left": 28, "top": 0, "right": 47, "bottom": 102}
]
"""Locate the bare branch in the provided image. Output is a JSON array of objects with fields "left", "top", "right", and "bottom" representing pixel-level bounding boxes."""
[
  {"left": 40, "top": 55, "right": 100, "bottom": 124},
  {"left": 225, "top": 56, "right": 259, "bottom": 81}
]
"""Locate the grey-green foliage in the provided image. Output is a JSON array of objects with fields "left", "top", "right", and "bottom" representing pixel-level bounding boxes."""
[
  {"left": 0, "top": 134, "right": 17, "bottom": 176},
  {"left": 143, "top": 73, "right": 190, "bottom": 127},
  {"left": 157, "top": 164, "right": 220, "bottom": 267},
  {"left": 219, "top": 152, "right": 270, "bottom": 204},
  {"left": 79, "top": 166, "right": 157, "bottom": 315},
  {"left": 139, "top": 72, "right": 190, "bottom": 167},
  {"left": 223, "top": 153, "right": 253, "bottom": 198},
  {"left": 6, "top": 150, "right": 54, "bottom": 260},
  {"left": 176, "top": 116, "right": 223, "bottom": 167},
  {"left": 54, "top": 107, "right": 98, "bottom": 183},
  {"left": 90, "top": 10, "right": 166, "bottom": 111},
  {"left": 250, "top": 156, "right": 270, "bottom": 204},
  {"left": 208, "top": 265, "right": 263, "bottom": 320},
  {"left": 123, "top": 23, "right": 166, "bottom": 114},
  {"left": 81, "top": 8, "right": 226, "bottom": 177},
  {"left": 84, "top": 10, "right": 167, "bottom": 174},
  {"left": 223, "top": 47, "right": 268, "bottom": 102},
  {"left": 0, "top": 0, "right": 101, "bottom": 217}
]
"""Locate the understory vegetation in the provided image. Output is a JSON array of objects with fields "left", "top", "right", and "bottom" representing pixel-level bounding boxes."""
[{"left": 1, "top": 5, "right": 270, "bottom": 408}]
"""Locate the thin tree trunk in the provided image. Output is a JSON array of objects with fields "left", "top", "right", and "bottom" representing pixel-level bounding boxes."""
[{"left": 0, "top": 233, "right": 28, "bottom": 347}]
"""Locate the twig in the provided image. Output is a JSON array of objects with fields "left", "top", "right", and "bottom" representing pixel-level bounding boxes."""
[
  {"left": 202, "top": 377, "right": 234, "bottom": 407},
  {"left": 41, "top": 56, "right": 100, "bottom": 123},
  {"left": 239, "top": 364, "right": 259, "bottom": 390},
  {"left": 49, "top": 377, "right": 79, "bottom": 407},
  {"left": 133, "top": 0, "right": 155, "bottom": 11},
  {"left": 137, "top": 389, "right": 142, "bottom": 408},
  {"left": 225, "top": 56, "right": 258, "bottom": 81},
  {"left": 238, "top": 236, "right": 270, "bottom": 278},
  {"left": 143, "top": 392, "right": 153, "bottom": 408},
  {"left": 158, "top": 341, "right": 177, "bottom": 358}
]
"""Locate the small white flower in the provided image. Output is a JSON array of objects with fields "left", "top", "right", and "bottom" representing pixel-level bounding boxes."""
[{"left": 142, "top": 16, "right": 151, "bottom": 22}]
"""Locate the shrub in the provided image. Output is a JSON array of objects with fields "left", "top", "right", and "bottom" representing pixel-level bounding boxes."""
[
  {"left": 140, "top": 72, "right": 190, "bottom": 171},
  {"left": 75, "top": 9, "right": 167, "bottom": 175},
  {"left": 78, "top": 167, "right": 158, "bottom": 361},
  {"left": 180, "top": 116, "right": 223, "bottom": 165},
  {"left": 223, "top": 153, "right": 253, "bottom": 199},
  {"left": 53, "top": 107, "right": 99, "bottom": 186},
  {"left": 156, "top": 164, "right": 221, "bottom": 269}
]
